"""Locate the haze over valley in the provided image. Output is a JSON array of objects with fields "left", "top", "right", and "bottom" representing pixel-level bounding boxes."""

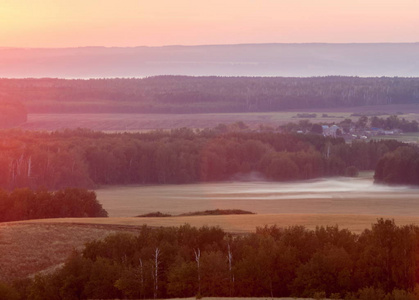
[
  {"left": 3, "top": 0, "right": 419, "bottom": 298},
  {"left": 96, "top": 176, "right": 419, "bottom": 217},
  {"left": 2, "top": 43, "right": 419, "bottom": 78}
]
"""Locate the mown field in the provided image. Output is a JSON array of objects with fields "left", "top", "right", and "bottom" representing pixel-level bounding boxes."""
[
  {"left": 20, "top": 112, "right": 350, "bottom": 131},
  {"left": 20, "top": 106, "right": 419, "bottom": 132},
  {"left": 94, "top": 177, "right": 419, "bottom": 217},
  {"left": 2, "top": 176, "right": 419, "bottom": 285}
]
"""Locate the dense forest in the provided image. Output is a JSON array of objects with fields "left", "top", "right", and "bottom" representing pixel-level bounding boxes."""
[
  {"left": 0, "top": 188, "right": 107, "bottom": 222},
  {"left": 0, "top": 100, "right": 27, "bottom": 128},
  {"left": 1, "top": 76, "right": 419, "bottom": 113},
  {"left": 0, "top": 129, "right": 407, "bottom": 190},
  {"left": 2, "top": 220, "right": 419, "bottom": 300},
  {"left": 374, "top": 146, "right": 419, "bottom": 185}
]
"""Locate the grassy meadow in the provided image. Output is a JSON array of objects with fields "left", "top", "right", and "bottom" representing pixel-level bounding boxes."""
[
  {"left": 21, "top": 108, "right": 419, "bottom": 132},
  {"left": 94, "top": 177, "right": 419, "bottom": 218},
  {"left": 371, "top": 132, "right": 419, "bottom": 144},
  {"left": 21, "top": 112, "right": 349, "bottom": 131}
]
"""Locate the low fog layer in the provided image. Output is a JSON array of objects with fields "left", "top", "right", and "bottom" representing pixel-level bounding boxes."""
[
  {"left": 2, "top": 43, "right": 419, "bottom": 78},
  {"left": 96, "top": 177, "right": 419, "bottom": 217}
]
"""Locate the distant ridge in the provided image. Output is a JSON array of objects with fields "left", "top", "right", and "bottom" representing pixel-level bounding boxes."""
[{"left": 1, "top": 43, "right": 419, "bottom": 78}]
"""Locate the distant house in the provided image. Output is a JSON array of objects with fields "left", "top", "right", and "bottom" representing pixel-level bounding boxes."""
[
  {"left": 371, "top": 127, "right": 385, "bottom": 135},
  {"left": 322, "top": 124, "right": 341, "bottom": 137}
]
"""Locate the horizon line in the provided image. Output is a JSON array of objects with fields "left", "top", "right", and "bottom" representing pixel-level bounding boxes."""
[{"left": 2, "top": 41, "right": 419, "bottom": 50}]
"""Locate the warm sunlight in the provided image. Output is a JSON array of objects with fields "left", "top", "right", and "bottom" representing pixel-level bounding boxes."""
[
  {"left": 2, "top": 1, "right": 419, "bottom": 299},
  {"left": 0, "top": 0, "right": 418, "bottom": 47}
]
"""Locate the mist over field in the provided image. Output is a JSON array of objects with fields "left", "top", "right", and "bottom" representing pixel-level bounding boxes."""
[
  {"left": 96, "top": 177, "right": 419, "bottom": 217},
  {"left": 2, "top": 43, "right": 419, "bottom": 78}
]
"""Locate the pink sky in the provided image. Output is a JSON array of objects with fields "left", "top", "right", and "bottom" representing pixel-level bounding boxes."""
[{"left": 1, "top": 0, "right": 418, "bottom": 47}]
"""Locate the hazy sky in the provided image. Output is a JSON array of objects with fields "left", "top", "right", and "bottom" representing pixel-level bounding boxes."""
[{"left": 1, "top": 0, "right": 418, "bottom": 47}]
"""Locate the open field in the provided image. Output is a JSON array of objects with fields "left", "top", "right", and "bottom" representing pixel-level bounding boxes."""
[
  {"left": 95, "top": 177, "right": 419, "bottom": 218},
  {"left": 20, "top": 112, "right": 351, "bottom": 131},
  {"left": 3, "top": 176, "right": 419, "bottom": 282},
  {"left": 19, "top": 214, "right": 419, "bottom": 234},
  {"left": 20, "top": 105, "right": 419, "bottom": 131},
  {"left": 371, "top": 132, "right": 419, "bottom": 144}
]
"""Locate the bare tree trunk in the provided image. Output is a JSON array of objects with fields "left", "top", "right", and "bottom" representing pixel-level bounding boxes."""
[
  {"left": 139, "top": 258, "right": 144, "bottom": 299},
  {"left": 269, "top": 278, "right": 273, "bottom": 298},
  {"left": 194, "top": 248, "right": 201, "bottom": 296},
  {"left": 153, "top": 248, "right": 160, "bottom": 299},
  {"left": 227, "top": 244, "right": 234, "bottom": 296}
]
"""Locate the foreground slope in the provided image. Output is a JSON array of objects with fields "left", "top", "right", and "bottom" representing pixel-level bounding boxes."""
[{"left": 3, "top": 214, "right": 419, "bottom": 281}]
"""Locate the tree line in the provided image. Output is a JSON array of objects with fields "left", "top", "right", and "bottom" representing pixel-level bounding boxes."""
[
  {"left": 281, "top": 115, "right": 419, "bottom": 134},
  {"left": 370, "top": 115, "right": 419, "bottom": 132},
  {"left": 0, "top": 128, "right": 406, "bottom": 190},
  {"left": 1, "top": 76, "right": 419, "bottom": 113},
  {"left": 0, "top": 188, "right": 107, "bottom": 222},
  {"left": 2, "top": 220, "right": 419, "bottom": 300}
]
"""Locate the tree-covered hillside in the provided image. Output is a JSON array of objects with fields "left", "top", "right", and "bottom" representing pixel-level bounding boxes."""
[
  {"left": 0, "top": 128, "right": 405, "bottom": 190},
  {"left": 0, "top": 100, "right": 27, "bottom": 128},
  {"left": 3, "top": 220, "right": 419, "bottom": 300},
  {"left": 1, "top": 76, "right": 419, "bottom": 113},
  {"left": 375, "top": 146, "right": 419, "bottom": 185}
]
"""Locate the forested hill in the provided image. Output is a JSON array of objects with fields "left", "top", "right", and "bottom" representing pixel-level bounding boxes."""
[
  {"left": 0, "top": 100, "right": 27, "bottom": 127},
  {"left": 1, "top": 76, "right": 419, "bottom": 114},
  {"left": 0, "top": 129, "right": 406, "bottom": 190}
]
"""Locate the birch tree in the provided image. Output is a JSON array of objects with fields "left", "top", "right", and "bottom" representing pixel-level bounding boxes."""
[
  {"left": 152, "top": 248, "right": 160, "bottom": 299},
  {"left": 227, "top": 244, "right": 234, "bottom": 296},
  {"left": 194, "top": 248, "right": 201, "bottom": 296}
]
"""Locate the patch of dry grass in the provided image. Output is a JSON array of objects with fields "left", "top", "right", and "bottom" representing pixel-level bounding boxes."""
[
  {"left": 0, "top": 223, "right": 123, "bottom": 282},
  {"left": 21, "top": 214, "right": 419, "bottom": 234}
]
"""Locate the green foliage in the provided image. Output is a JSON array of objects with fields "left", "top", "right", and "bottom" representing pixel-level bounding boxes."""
[
  {"left": 0, "top": 101, "right": 27, "bottom": 128},
  {"left": 167, "top": 259, "right": 197, "bottom": 297},
  {"left": 345, "top": 166, "right": 359, "bottom": 177},
  {"left": 3, "top": 77, "right": 419, "bottom": 114},
  {"left": 0, "top": 282, "right": 19, "bottom": 300},
  {"left": 313, "top": 291, "right": 327, "bottom": 300},
  {"left": 330, "top": 292, "right": 341, "bottom": 299},
  {"left": 371, "top": 115, "right": 419, "bottom": 132},
  {"left": 374, "top": 146, "right": 419, "bottom": 185},
  {"left": 0, "top": 128, "right": 407, "bottom": 190},
  {"left": 10, "top": 220, "right": 419, "bottom": 299},
  {"left": 0, "top": 188, "right": 107, "bottom": 222},
  {"left": 311, "top": 123, "right": 323, "bottom": 134},
  {"left": 293, "top": 246, "right": 352, "bottom": 297},
  {"left": 357, "top": 286, "right": 386, "bottom": 300}
]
